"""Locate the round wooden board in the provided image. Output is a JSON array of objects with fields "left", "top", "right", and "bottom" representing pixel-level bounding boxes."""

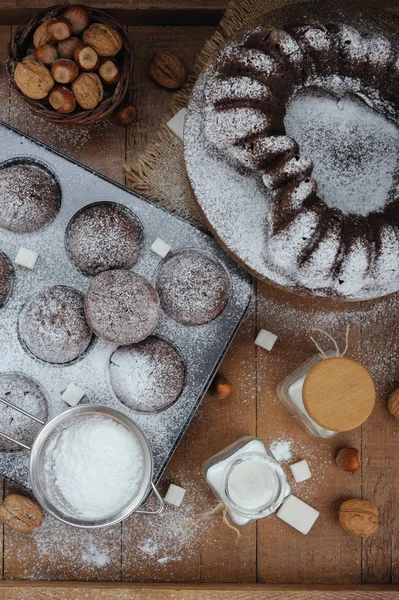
[{"left": 184, "top": 0, "right": 399, "bottom": 304}]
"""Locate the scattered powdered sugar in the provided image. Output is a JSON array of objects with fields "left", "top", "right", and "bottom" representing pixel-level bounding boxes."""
[
  {"left": 270, "top": 439, "right": 293, "bottom": 462},
  {"left": 81, "top": 540, "right": 111, "bottom": 567},
  {"left": 284, "top": 91, "right": 399, "bottom": 215},
  {"left": 46, "top": 414, "right": 144, "bottom": 519}
]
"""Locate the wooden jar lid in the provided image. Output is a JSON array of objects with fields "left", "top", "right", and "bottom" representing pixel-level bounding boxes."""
[{"left": 302, "top": 357, "right": 375, "bottom": 432}]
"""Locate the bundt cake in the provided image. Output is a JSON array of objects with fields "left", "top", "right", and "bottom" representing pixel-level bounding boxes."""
[{"left": 186, "top": 13, "right": 399, "bottom": 299}]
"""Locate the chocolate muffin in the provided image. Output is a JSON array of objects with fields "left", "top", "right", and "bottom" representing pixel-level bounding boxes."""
[
  {"left": 0, "top": 160, "right": 61, "bottom": 233},
  {"left": 19, "top": 286, "right": 93, "bottom": 364},
  {"left": 155, "top": 250, "right": 229, "bottom": 325},
  {"left": 67, "top": 203, "right": 143, "bottom": 275},
  {"left": 109, "top": 337, "right": 185, "bottom": 412},
  {"left": 85, "top": 269, "right": 160, "bottom": 345},
  {"left": 0, "top": 373, "right": 48, "bottom": 452},
  {"left": 0, "top": 253, "right": 13, "bottom": 307}
]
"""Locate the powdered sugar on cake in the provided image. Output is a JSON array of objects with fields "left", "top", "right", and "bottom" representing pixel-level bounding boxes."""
[{"left": 185, "top": 12, "right": 399, "bottom": 299}]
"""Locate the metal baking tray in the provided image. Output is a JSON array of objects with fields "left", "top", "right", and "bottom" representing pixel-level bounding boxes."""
[{"left": 0, "top": 121, "right": 252, "bottom": 490}]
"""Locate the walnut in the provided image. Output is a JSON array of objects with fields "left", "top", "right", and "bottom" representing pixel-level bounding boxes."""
[
  {"left": 33, "top": 20, "right": 53, "bottom": 48},
  {"left": 0, "top": 494, "right": 42, "bottom": 533},
  {"left": 82, "top": 23, "right": 122, "bottom": 57},
  {"left": 72, "top": 72, "right": 103, "bottom": 109},
  {"left": 338, "top": 499, "right": 379, "bottom": 538},
  {"left": 388, "top": 389, "right": 399, "bottom": 419},
  {"left": 149, "top": 51, "right": 186, "bottom": 89},
  {"left": 14, "top": 61, "right": 54, "bottom": 99}
]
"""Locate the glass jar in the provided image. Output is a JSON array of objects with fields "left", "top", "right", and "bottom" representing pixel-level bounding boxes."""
[
  {"left": 203, "top": 436, "right": 291, "bottom": 526},
  {"left": 277, "top": 352, "right": 337, "bottom": 438},
  {"left": 277, "top": 353, "right": 375, "bottom": 438}
]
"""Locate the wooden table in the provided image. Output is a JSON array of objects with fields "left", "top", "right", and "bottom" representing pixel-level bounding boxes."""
[{"left": 1, "top": 1, "right": 399, "bottom": 598}]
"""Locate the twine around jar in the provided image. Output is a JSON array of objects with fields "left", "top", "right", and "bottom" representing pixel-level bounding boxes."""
[
  {"left": 310, "top": 324, "right": 350, "bottom": 359},
  {"left": 184, "top": 501, "right": 241, "bottom": 541}
]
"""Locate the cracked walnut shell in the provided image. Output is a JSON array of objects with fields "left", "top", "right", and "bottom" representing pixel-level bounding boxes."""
[
  {"left": 82, "top": 23, "right": 122, "bottom": 57},
  {"left": 14, "top": 61, "right": 54, "bottom": 99},
  {"left": 0, "top": 494, "right": 42, "bottom": 533},
  {"left": 338, "top": 499, "right": 379, "bottom": 538}
]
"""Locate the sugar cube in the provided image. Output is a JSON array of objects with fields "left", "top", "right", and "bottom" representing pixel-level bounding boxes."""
[
  {"left": 166, "top": 108, "right": 187, "bottom": 141},
  {"left": 151, "top": 238, "right": 171, "bottom": 259},
  {"left": 255, "top": 329, "right": 278, "bottom": 351},
  {"left": 290, "top": 460, "right": 312, "bottom": 483},
  {"left": 164, "top": 483, "right": 186, "bottom": 507},
  {"left": 15, "top": 247, "right": 38, "bottom": 270},
  {"left": 62, "top": 383, "right": 86, "bottom": 407},
  {"left": 277, "top": 495, "right": 319, "bottom": 535}
]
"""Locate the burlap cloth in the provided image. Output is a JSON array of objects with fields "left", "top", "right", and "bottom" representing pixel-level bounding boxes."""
[{"left": 126, "top": 0, "right": 313, "bottom": 229}]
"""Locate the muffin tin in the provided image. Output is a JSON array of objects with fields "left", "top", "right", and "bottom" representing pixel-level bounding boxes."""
[{"left": 0, "top": 121, "right": 252, "bottom": 489}]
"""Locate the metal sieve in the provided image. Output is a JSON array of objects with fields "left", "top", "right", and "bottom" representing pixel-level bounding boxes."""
[{"left": 0, "top": 401, "right": 163, "bottom": 528}]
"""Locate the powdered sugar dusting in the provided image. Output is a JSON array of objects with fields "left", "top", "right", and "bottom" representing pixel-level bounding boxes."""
[{"left": 284, "top": 91, "right": 399, "bottom": 214}]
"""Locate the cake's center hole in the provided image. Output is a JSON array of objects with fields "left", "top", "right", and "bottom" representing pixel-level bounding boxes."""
[{"left": 284, "top": 91, "right": 399, "bottom": 215}]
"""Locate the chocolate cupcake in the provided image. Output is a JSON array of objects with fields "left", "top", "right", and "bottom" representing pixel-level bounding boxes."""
[
  {"left": 19, "top": 285, "right": 93, "bottom": 364},
  {"left": 155, "top": 250, "right": 229, "bottom": 325},
  {"left": 67, "top": 203, "right": 143, "bottom": 276},
  {"left": 85, "top": 269, "right": 160, "bottom": 345},
  {"left": 0, "top": 253, "right": 13, "bottom": 307},
  {"left": 0, "top": 373, "right": 48, "bottom": 452},
  {"left": 109, "top": 337, "right": 185, "bottom": 412},
  {"left": 0, "top": 160, "right": 61, "bottom": 233}
]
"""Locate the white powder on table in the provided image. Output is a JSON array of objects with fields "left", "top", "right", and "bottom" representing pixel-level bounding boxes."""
[
  {"left": 50, "top": 415, "right": 144, "bottom": 519},
  {"left": 270, "top": 439, "right": 292, "bottom": 462}
]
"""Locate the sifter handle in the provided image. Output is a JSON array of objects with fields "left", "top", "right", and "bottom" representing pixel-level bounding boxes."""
[
  {"left": 0, "top": 396, "right": 46, "bottom": 450},
  {"left": 0, "top": 396, "right": 46, "bottom": 424},
  {"left": 135, "top": 482, "right": 164, "bottom": 515}
]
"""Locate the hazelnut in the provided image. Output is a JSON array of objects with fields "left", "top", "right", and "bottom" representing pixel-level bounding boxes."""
[
  {"left": 72, "top": 72, "right": 103, "bottom": 109},
  {"left": 51, "top": 59, "right": 79, "bottom": 84},
  {"left": 336, "top": 447, "right": 361, "bottom": 472},
  {"left": 83, "top": 23, "right": 122, "bottom": 57},
  {"left": 210, "top": 374, "right": 233, "bottom": 400},
  {"left": 36, "top": 43, "right": 58, "bottom": 66},
  {"left": 33, "top": 20, "right": 53, "bottom": 48},
  {"left": 64, "top": 5, "right": 90, "bottom": 35},
  {"left": 388, "top": 388, "right": 399, "bottom": 419},
  {"left": 0, "top": 494, "right": 42, "bottom": 533},
  {"left": 49, "top": 86, "right": 76, "bottom": 114},
  {"left": 58, "top": 36, "right": 80, "bottom": 59},
  {"left": 47, "top": 17, "right": 73, "bottom": 41},
  {"left": 149, "top": 51, "right": 186, "bottom": 89},
  {"left": 338, "top": 499, "right": 379, "bottom": 538},
  {"left": 99, "top": 58, "right": 120, "bottom": 84},
  {"left": 115, "top": 104, "right": 137, "bottom": 125},
  {"left": 73, "top": 43, "right": 99, "bottom": 71},
  {"left": 14, "top": 61, "right": 54, "bottom": 99}
]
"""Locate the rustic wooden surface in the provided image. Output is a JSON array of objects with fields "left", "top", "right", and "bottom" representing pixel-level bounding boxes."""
[{"left": 0, "top": 0, "right": 399, "bottom": 594}]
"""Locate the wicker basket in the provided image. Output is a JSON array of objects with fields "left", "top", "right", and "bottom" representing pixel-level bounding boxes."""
[{"left": 6, "top": 5, "right": 134, "bottom": 126}]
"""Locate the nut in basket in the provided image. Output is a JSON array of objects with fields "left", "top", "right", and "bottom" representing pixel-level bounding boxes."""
[{"left": 6, "top": 4, "right": 134, "bottom": 126}]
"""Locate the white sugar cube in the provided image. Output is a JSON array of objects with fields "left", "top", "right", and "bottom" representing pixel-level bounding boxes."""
[
  {"left": 166, "top": 108, "right": 187, "bottom": 141},
  {"left": 164, "top": 483, "right": 186, "bottom": 507},
  {"left": 151, "top": 238, "right": 171, "bottom": 259},
  {"left": 62, "top": 383, "right": 86, "bottom": 407},
  {"left": 15, "top": 247, "right": 38, "bottom": 270},
  {"left": 290, "top": 460, "right": 312, "bottom": 483},
  {"left": 255, "top": 329, "right": 278, "bottom": 351},
  {"left": 277, "top": 495, "right": 319, "bottom": 535}
]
